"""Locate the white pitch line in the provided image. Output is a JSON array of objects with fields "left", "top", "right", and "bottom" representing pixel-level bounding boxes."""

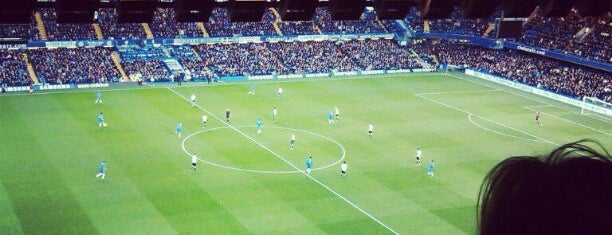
[
  {"left": 166, "top": 87, "right": 399, "bottom": 235},
  {"left": 524, "top": 105, "right": 553, "bottom": 109},
  {"left": 415, "top": 93, "right": 558, "bottom": 146},
  {"left": 524, "top": 106, "right": 612, "bottom": 137},
  {"left": 1, "top": 72, "right": 448, "bottom": 98},
  {"left": 415, "top": 89, "right": 499, "bottom": 96},
  {"left": 467, "top": 114, "right": 547, "bottom": 143},
  {"left": 181, "top": 126, "right": 347, "bottom": 174},
  {"left": 445, "top": 73, "right": 612, "bottom": 125}
]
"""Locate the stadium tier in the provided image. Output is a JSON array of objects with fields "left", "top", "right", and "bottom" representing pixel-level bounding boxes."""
[
  {"left": 27, "top": 47, "right": 121, "bottom": 85},
  {"left": 0, "top": 5, "right": 609, "bottom": 103},
  {"left": 151, "top": 8, "right": 202, "bottom": 38},
  {"left": 413, "top": 41, "right": 611, "bottom": 102},
  {"left": 40, "top": 8, "right": 97, "bottom": 41},
  {"left": 98, "top": 8, "right": 147, "bottom": 39},
  {"left": 0, "top": 50, "right": 32, "bottom": 87}
]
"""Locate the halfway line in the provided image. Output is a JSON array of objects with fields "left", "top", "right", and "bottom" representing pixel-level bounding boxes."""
[{"left": 166, "top": 87, "right": 399, "bottom": 235}]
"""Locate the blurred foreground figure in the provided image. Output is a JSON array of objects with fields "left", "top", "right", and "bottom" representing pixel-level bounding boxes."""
[{"left": 478, "top": 139, "right": 612, "bottom": 235}]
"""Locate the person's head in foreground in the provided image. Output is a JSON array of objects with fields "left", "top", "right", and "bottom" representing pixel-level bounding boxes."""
[{"left": 478, "top": 139, "right": 612, "bottom": 235}]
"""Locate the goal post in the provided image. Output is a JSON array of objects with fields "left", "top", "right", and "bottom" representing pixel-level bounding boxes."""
[{"left": 581, "top": 96, "right": 612, "bottom": 119}]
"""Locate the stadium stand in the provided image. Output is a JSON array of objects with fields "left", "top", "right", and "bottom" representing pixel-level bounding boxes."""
[
  {"left": 0, "top": 3, "right": 609, "bottom": 105},
  {"left": 268, "top": 40, "right": 356, "bottom": 74},
  {"left": 0, "top": 50, "right": 32, "bottom": 87},
  {"left": 98, "top": 8, "right": 146, "bottom": 39},
  {"left": 314, "top": 7, "right": 387, "bottom": 35},
  {"left": 205, "top": 8, "right": 277, "bottom": 37},
  {"left": 28, "top": 47, "right": 121, "bottom": 84},
  {"left": 278, "top": 21, "right": 319, "bottom": 36},
  {"left": 121, "top": 60, "right": 172, "bottom": 82},
  {"left": 0, "top": 24, "right": 35, "bottom": 40},
  {"left": 339, "top": 39, "right": 421, "bottom": 70},
  {"left": 521, "top": 9, "right": 611, "bottom": 63},
  {"left": 150, "top": 8, "right": 202, "bottom": 38},
  {"left": 426, "top": 7, "right": 489, "bottom": 36},
  {"left": 39, "top": 8, "right": 97, "bottom": 41},
  {"left": 192, "top": 43, "right": 287, "bottom": 76},
  {"left": 0, "top": 11, "right": 39, "bottom": 41},
  {"left": 117, "top": 45, "right": 167, "bottom": 62},
  {"left": 415, "top": 41, "right": 611, "bottom": 102}
]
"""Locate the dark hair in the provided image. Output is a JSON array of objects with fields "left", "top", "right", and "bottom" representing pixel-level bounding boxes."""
[{"left": 477, "top": 139, "right": 612, "bottom": 235}]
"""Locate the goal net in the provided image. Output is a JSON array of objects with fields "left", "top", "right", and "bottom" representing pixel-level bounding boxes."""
[{"left": 581, "top": 96, "right": 612, "bottom": 121}]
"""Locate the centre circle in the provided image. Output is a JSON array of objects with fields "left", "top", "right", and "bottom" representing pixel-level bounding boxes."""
[{"left": 181, "top": 125, "right": 346, "bottom": 174}]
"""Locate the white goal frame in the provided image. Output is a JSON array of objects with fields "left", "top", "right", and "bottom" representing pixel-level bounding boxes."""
[{"left": 581, "top": 96, "right": 612, "bottom": 119}]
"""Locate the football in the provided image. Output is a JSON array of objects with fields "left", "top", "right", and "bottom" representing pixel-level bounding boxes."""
[{"left": 103, "top": 123, "right": 108, "bottom": 127}]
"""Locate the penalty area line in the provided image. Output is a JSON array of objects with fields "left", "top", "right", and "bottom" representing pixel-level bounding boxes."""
[
  {"left": 523, "top": 106, "right": 612, "bottom": 137},
  {"left": 166, "top": 87, "right": 400, "bottom": 235},
  {"left": 415, "top": 93, "right": 558, "bottom": 146},
  {"left": 415, "top": 89, "right": 499, "bottom": 96}
]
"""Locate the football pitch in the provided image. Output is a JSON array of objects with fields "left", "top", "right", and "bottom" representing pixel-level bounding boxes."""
[{"left": 1, "top": 72, "right": 610, "bottom": 234}]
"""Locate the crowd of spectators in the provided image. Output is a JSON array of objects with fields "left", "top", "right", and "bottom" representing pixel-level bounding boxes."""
[
  {"left": 150, "top": 8, "right": 203, "bottom": 38},
  {"left": 314, "top": 8, "right": 387, "bottom": 35},
  {"left": 0, "top": 50, "right": 32, "bottom": 87},
  {"left": 179, "top": 58, "right": 215, "bottom": 81},
  {"left": 98, "top": 8, "right": 146, "bottom": 39},
  {"left": 39, "top": 8, "right": 97, "bottom": 41},
  {"left": 414, "top": 41, "right": 611, "bottom": 102},
  {"left": 118, "top": 45, "right": 167, "bottom": 62},
  {"left": 425, "top": 7, "right": 490, "bottom": 36},
  {"left": 339, "top": 39, "right": 421, "bottom": 70},
  {"left": 28, "top": 47, "right": 121, "bottom": 84},
  {"left": 0, "top": 5, "right": 608, "bottom": 69},
  {"left": 521, "top": 9, "right": 611, "bottom": 63},
  {"left": 192, "top": 43, "right": 288, "bottom": 76},
  {"left": 0, "top": 11, "right": 39, "bottom": 40},
  {"left": 122, "top": 60, "right": 172, "bottom": 82},
  {"left": 278, "top": 21, "right": 319, "bottom": 36},
  {"left": 205, "top": 8, "right": 277, "bottom": 37},
  {"left": 168, "top": 45, "right": 197, "bottom": 58},
  {"left": 269, "top": 41, "right": 358, "bottom": 74},
  {"left": 0, "top": 24, "right": 35, "bottom": 40}
]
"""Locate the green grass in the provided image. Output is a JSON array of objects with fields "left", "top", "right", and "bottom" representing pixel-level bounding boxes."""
[{"left": 1, "top": 72, "right": 610, "bottom": 234}]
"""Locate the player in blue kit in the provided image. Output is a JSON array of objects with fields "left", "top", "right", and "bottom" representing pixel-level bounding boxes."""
[
  {"left": 97, "top": 112, "right": 107, "bottom": 128},
  {"left": 328, "top": 110, "right": 334, "bottom": 125},
  {"left": 256, "top": 118, "right": 262, "bottom": 134},
  {"left": 306, "top": 156, "right": 313, "bottom": 174},
  {"left": 248, "top": 84, "right": 255, "bottom": 95},
  {"left": 176, "top": 123, "right": 182, "bottom": 139},
  {"left": 95, "top": 90, "right": 102, "bottom": 104},
  {"left": 95, "top": 160, "right": 106, "bottom": 180},
  {"left": 427, "top": 160, "right": 435, "bottom": 177}
]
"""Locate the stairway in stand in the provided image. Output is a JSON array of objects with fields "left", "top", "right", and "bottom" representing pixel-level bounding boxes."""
[
  {"left": 273, "top": 22, "right": 283, "bottom": 36},
  {"left": 483, "top": 23, "right": 495, "bottom": 37},
  {"left": 110, "top": 52, "right": 129, "bottom": 81},
  {"left": 269, "top": 8, "right": 284, "bottom": 36},
  {"left": 409, "top": 49, "right": 434, "bottom": 71},
  {"left": 196, "top": 22, "right": 209, "bottom": 37},
  {"left": 142, "top": 23, "right": 154, "bottom": 39},
  {"left": 93, "top": 23, "right": 104, "bottom": 40},
  {"left": 34, "top": 12, "right": 47, "bottom": 40},
  {"left": 22, "top": 53, "right": 40, "bottom": 84},
  {"left": 269, "top": 8, "right": 282, "bottom": 22}
]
